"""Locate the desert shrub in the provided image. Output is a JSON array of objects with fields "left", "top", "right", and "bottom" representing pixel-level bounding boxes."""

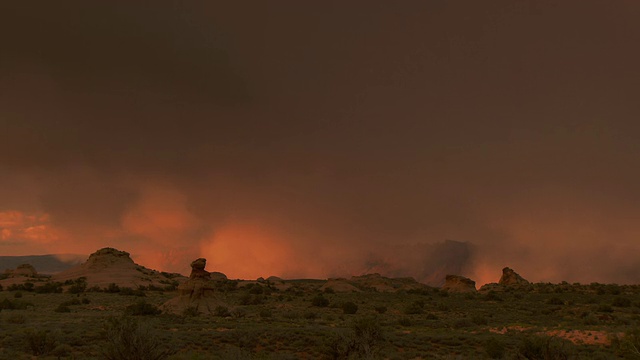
[
  {"left": 25, "top": 329, "right": 58, "bottom": 356},
  {"left": 484, "top": 291, "right": 503, "bottom": 302},
  {"left": 0, "top": 283, "right": 3, "bottom": 291},
  {"left": 239, "top": 294, "right": 264, "bottom": 305},
  {"left": 82, "top": 297, "right": 91, "bottom": 304},
  {"left": 119, "top": 287, "right": 146, "bottom": 296},
  {"left": 324, "top": 287, "right": 335, "bottom": 294},
  {"left": 374, "top": 306, "right": 387, "bottom": 314},
  {"left": 231, "top": 308, "right": 247, "bottom": 319},
  {"left": 259, "top": 308, "right": 272, "bottom": 318},
  {"left": 249, "top": 285, "right": 264, "bottom": 294},
  {"left": 0, "top": 298, "right": 33, "bottom": 310},
  {"left": 125, "top": 301, "right": 161, "bottom": 316},
  {"left": 312, "top": 294, "right": 330, "bottom": 307},
  {"left": 485, "top": 338, "right": 505, "bottom": 359},
  {"left": 6, "top": 313, "right": 26, "bottom": 324},
  {"left": 607, "top": 284, "right": 622, "bottom": 295},
  {"left": 61, "top": 298, "right": 82, "bottom": 306},
  {"left": 403, "top": 301, "right": 424, "bottom": 315},
  {"left": 426, "top": 313, "right": 438, "bottom": 320},
  {"left": 102, "top": 316, "right": 173, "bottom": 360},
  {"left": 342, "top": 301, "right": 358, "bottom": 315},
  {"left": 14, "top": 291, "right": 23, "bottom": 298},
  {"left": 452, "top": 318, "right": 474, "bottom": 329},
  {"left": 55, "top": 304, "right": 71, "bottom": 313},
  {"left": 325, "top": 317, "right": 384, "bottom": 359},
  {"left": 596, "top": 304, "right": 614, "bottom": 313},
  {"left": 283, "top": 311, "right": 300, "bottom": 320},
  {"left": 472, "top": 314, "right": 488, "bottom": 325},
  {"left": 304, "top": 310, "right": 317, "bottom": 320},
  {"left": 547, "top": 297, "right": 565, "bottom": 305},
  {"left": 583, "top": 314, "right": 599, "bottom": 325},
  {"left": 35, "top": 282, "right": 63, "bottom": 293},
  {"left": 517, "top": 335, "right": 573, "bottom": 360},
  {"left": 399, "top": 317, "right": 412, "bottom": 326},
  {"left": 105, "top": 283, "right": 121, "bottom": 293},
  {"left": 51, "top": 344, "right": 73, "bottom": 358},
  {"left": 67, "top": 278, "right": 87, "bottom": 294},
  {"left": 182, "top": 306, "right": 199, "bottom": 317},
  {"left": 8, "top": 282, "right": 34, "bottom": 292},
  {"left": 214, "top": 305, "right": 231, "bottom": 317},
  {"left": 613, "top": 297, "right": 632, "bottom": 308}
]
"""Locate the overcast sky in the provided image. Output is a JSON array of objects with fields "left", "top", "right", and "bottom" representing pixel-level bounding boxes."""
[{"left": 1, "top": 1, "right": 640, "bottom": 284}]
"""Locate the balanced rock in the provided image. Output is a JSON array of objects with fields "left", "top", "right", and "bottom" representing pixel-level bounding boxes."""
[
  {"left": 441, "top": 274, "right": 477, "bottom": 293},
  {"left": 162, "top": 258, "right": 227, "bottom": 315},
  {"left": 499, "top": 267, "right": 529, "bottom": 286}
]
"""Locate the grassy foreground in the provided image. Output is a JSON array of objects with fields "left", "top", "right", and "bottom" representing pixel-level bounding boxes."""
[{"left": 2, "top": 280, "right": 640, "bottom": 359}]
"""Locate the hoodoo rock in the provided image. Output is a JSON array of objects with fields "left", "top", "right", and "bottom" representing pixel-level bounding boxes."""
[
  {"left": 499, "top": 267, "right": 529, "bottom": 286},
  {"left": 441, "top": 274, "right": 477, "bottom": 293},
  {"left": 162, "top": 258, "right": 227, "bottom": 315}
]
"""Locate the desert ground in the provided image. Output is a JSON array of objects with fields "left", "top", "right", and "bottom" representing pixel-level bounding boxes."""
[{"left": 1, "top": 250, "right": 640, "bottom": 359}]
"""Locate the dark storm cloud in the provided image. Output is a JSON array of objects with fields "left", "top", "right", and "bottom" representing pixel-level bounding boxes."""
[{"left": 2, "top": 2, "right": 640, "bottom": 283}]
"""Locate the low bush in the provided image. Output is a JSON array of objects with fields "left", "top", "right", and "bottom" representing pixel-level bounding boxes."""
[
  {"left": 342, "top": 301, "right": 358, "bottom": 315},
  {"left": 517, "top": 335, "right": 574, "bottom": 360},
  {"left": 6, "top": 313, "right": 26, "bottom": 324},
  {"left": 612, "top": 297, "right": 632, "bottom": 308},
  {"left": 485, "top": 338, "right": 505, "bottom": 359},
  {"left": 25, "top": 329, "right": 58, "bottom": 356},
  {"left": 0, "top": 298, "right": 34, "bottom": 310},
  {"left": 374, "top": 306, "right": 387, "bottom": 314},
  {"left": 399, "top": 317, "right": 412, "bottom": 326},
  {"left": 214, "top": 305, "right": 231, "bottom": 317},
  {"left": 325, "top": 317, "right": 384, "bottom": 359},
  {"left": 312, "top": 294, "right": 330, "bottom": 307},
  {"left": 55, "top": 304, "right": 71, "bottom": 313},
  {"left": 102, "top": 316, "right": 173, "bottom": 360},
  {"left": 547, "top": 297, "right": 565, "bottom": 305},
  {"left": 120, "top": 287, "right": 146, "bottom": 297},
  {"left": 34, "top": 282, "right": 63, "bottom": 294},
  {"left": 403, "top": 301, "right": 423, "bottom": 315},
  {"left": 182, "top": 306, "right": 199, "bottom": 317},
  {"left": 124, "top": 301, "right": 161, "bottom": 316}
]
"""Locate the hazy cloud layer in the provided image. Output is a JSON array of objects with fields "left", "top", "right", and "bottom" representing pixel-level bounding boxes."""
[{"left": 2, "top": 2, "right": 640, "bottom": 284}]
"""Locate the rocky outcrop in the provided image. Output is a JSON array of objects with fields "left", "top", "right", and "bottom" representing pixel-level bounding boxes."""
[
  {"left": 320, "top": 278, "right": 362, "bottom": 293},
  {"left": 53, "top": 247, "right": 186, "bottom": 288},
  {"left": 351, "top": 273, "right": 429, "bottom": 292},
  {"left": 162, "top": 258, "right": 227, "bottom": 315},
  {"left": 319, "top": 273, "right": 431, "bottom": 293},
  {"left": 4, "top": 264, "right": 38, "bottom": 278},
  {"left": 441, "top": 274, "right": 477, "bottom": 293},
  {"left": 499, "top": 267, "right": 529, "bottom": 286}
]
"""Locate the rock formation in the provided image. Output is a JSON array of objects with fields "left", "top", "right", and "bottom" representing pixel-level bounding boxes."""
[
  {"left": 441, "top": 274, "right": 477, "bottom": 293},
  {"left": 53, "top": 247, "right": 185, "bottom": 288},
  {"left": 4, "top": 263, "right": 38, "bottom": 277},
  {"left": 162, "top": 258, "right": 227, "bottom": 315},
  {"left": 499, "top": 267, "right": 529, "bottom": 286},
  {"left": 320, "top": 278, "right": 362, "bottom": 293},
  {"left": 319, "top": 273, "right": 431, "bottom": 293}
]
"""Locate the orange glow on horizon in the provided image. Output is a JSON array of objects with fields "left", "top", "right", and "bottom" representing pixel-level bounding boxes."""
[{"left": 200, "top": 222, "right": 317, "bottom": 280}]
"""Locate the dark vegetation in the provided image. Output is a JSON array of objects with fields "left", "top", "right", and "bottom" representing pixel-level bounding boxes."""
[{"left": 2, "top": 280, "right": 640, "bottom": 358}]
